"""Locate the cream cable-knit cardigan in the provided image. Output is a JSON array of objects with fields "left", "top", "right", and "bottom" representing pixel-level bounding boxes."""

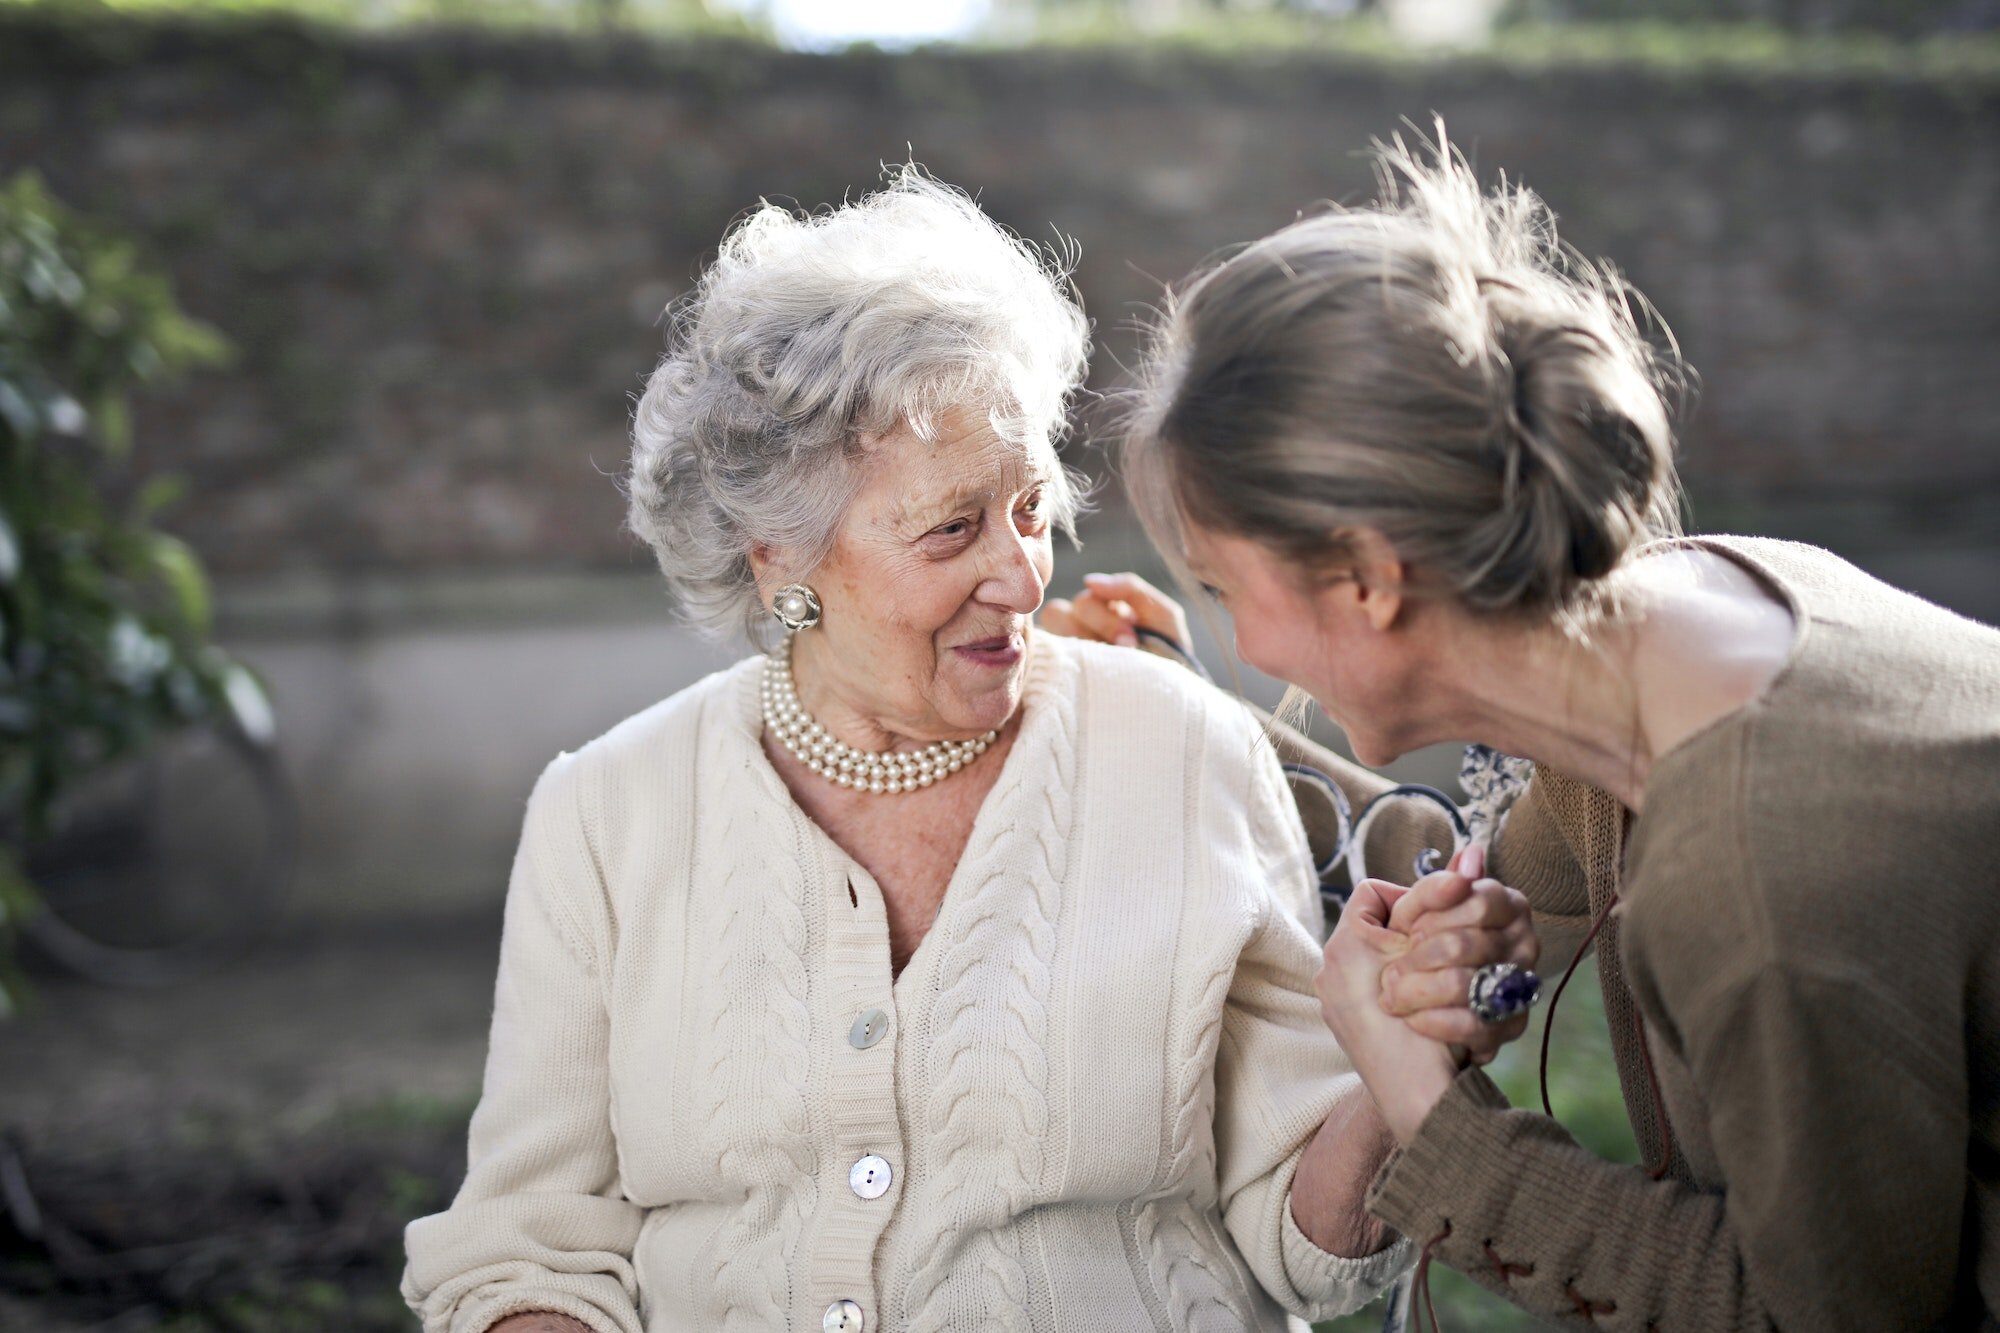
[{"left": 400, "top": 632, "right": 1413, "bottom": 1332}]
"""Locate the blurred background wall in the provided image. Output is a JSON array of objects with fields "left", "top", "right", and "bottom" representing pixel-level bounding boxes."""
[{"left": 2, "top": 4, "right": 1994, "bottom": 925}]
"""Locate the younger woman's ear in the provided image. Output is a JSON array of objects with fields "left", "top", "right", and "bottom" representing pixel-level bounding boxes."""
[{"left": 1344, "top": 527, "right": 1406, "bottom": 632}]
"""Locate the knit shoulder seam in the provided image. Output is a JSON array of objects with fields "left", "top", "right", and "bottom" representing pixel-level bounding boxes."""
[{"left": 524, "top": 748, "right": 609, "bottom": 975}]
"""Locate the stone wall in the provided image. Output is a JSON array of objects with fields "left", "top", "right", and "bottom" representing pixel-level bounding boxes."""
[{"left": 4, "top": 11, "right": 1995, "bottom": 609}]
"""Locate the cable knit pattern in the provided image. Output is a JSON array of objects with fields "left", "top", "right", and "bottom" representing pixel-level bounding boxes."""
[
  {"left": 899, "top": 641, "right": 1071, "bottom": 1333},
  {"left": 694, "top": 750, "right": 817, "bottom": 1328},
  {"left": 1136, "top": 903, "right": 1251, "bottom": 1326},
  {"left": 1138, "top": 1197, "right": 1251, "bottom": 1332},
  {"left": 400, "top": 633, "right": 1411, "bottom": 1333},
  {"left": 1135, "top": 699, "right": 1269, "bottom": 1332}
]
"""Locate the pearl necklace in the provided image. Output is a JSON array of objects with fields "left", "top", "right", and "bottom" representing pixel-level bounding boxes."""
[{"left": 760, "top": 636, "right": 998, "bottom": 795}]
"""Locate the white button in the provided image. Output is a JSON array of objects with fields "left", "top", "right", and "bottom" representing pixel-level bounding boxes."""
[
  {"left": 849, "top": 1154, "right": 892, "bottom": 1200},
  {"left": 823, "top": 1298, "right": 865, "bottom": 1332},
  {"left": 849, "top": 1008, "right": 889, "bottom": 1049}
]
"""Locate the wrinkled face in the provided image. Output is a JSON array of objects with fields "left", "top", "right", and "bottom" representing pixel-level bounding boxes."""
[
  {"left": 1182, "top": 520, "right": 1427, "bottom": 767},
  {"left": 778, "top": 405, "right": 1055, "bottom": 742}
]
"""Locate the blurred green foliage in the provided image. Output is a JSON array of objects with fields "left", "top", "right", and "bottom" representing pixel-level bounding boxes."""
[
  {"left": 1317, "top": 954, "right": 1637, "bottom": 1332},
  {"left": 0, "top": 171, "right": 264, "bottom": 1015}
]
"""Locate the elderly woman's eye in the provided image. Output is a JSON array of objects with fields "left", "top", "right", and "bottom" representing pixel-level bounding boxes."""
[
  {"left": 928, "top": 516, "right": 977, "bottom": 543},
  {"left": 1200, "top": 582, "right": 1225, "bottom": 601}
]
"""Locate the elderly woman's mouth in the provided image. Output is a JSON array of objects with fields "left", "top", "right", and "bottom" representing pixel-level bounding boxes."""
[{"left": 953, "top": 634, "right": 1026, "bottom": 669}]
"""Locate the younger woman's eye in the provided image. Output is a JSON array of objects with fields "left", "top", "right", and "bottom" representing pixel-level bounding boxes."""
[{"left": 1199, "top": 582, "right": 1224, "bottom": 601}]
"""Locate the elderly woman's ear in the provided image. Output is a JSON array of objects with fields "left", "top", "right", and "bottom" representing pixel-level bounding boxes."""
[
  {"left": 745, "top": 544, "right": 776, "bottom": 608},
  {"left": 746, "top": 541, "right": 784, "bottom": 588},
  {"left": 747, "top": 543, "right": 814, "bottom": 617}
]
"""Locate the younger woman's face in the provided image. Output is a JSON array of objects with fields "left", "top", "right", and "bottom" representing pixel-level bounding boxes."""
[{"left": 1181, "top": 520, "right": 1429, "bottom": 767}]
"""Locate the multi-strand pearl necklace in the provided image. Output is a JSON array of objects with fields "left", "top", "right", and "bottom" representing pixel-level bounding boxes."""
[{"left": 760, "top": 635, "right": 998, "bottom": 795}]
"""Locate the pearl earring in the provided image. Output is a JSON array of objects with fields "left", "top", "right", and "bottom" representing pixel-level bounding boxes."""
[{"left": 771, "top": 583, "right": 822, "bottom": 631}]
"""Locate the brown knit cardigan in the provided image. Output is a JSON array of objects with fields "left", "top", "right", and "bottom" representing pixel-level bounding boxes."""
[{"left": 1253, "top": 535, "right": 1999, "bottom": 1330}]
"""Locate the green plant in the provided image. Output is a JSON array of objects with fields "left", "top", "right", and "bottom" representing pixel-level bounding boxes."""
[{"left": 0, "top": 168, "right": 265, "bottom": 1015}]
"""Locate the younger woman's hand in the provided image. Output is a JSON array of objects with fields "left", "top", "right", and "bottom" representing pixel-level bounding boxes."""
[
  {"left": 1379, "top": 844, "right": 1539, "bottom": 1063},
  {"left": 1042, "top": 571, "right": 1191, "bottom": 653}
]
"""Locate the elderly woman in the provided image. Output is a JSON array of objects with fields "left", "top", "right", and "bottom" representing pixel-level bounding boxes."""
[{"left": 398, "top": 171, "right": 1531, "bottom": 1333}]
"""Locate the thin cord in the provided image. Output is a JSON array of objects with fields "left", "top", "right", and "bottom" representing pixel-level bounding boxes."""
[
  {"left": 1537, "top": 893, "right": 1619, "bottom": 1117},
  {"left": 1537, "top": 891, "right": 1675, "bottom": 1179},
  {"left": 1132, "top": 625, "right": 1213, "bottom": 681},
  {"left": 1412, "top": 1221, "right": 1452, "bottom": 1333}
]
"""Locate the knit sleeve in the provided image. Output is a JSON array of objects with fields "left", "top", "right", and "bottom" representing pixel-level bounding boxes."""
[
  {"left": 1364, "top": 1067, "right": 1755, "bottom": 1329},
  {"left": 1485, "top": 770, "right": 1598, "bottom": 974},
  {"left": 1366, "top": 928, "right": 1970, "bottom": 1331},
  {"left": 1368, "top": 901, "right": 1975, "bottom": 1333},
  {"left": 400, "top": 751, "right": 646, "bottom": 1333},
  {"left": 1211, "top": 739, "right": 1414, "bottom": 1322}
]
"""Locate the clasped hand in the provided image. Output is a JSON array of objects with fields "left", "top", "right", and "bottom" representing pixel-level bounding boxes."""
[{"left": 1314, "top": 844, "right": 1539, "bottom": 1145}]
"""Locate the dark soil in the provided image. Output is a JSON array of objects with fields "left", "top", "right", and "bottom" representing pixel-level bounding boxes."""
[
  {"left": 0, "top": 918, "right": 501, "bottom": 1332},
  {"left": 1, "top": 1095, "right": 473, "bottom": 1333}
]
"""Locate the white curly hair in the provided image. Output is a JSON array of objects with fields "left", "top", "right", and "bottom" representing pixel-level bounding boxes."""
[{"left": 621, "top": 165, "right": 1093, "bottom": 645}]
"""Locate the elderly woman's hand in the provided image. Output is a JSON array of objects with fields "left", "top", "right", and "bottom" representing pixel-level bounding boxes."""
[
  {"left": 1315, "top": 879, "right": 1461, "bottom": 1145},
  {"left": 1378, "top": 844, "right": 1538, "bottom": 1065},
  {"left": 485, "top": 1312, "right": 596, "bottom": 1333},
  {"left": 1042, "top": 571, "right": 1190, "bottom": 653}
]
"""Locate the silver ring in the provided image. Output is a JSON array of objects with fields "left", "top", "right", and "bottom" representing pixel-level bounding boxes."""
[{"left": 1467, "top": 962, "right": 1541, "bottom": 1025}]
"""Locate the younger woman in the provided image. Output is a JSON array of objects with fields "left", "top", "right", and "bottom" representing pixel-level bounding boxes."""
[{"left": 1066, "top": 131, "right": 2000, "bottom": 1328}]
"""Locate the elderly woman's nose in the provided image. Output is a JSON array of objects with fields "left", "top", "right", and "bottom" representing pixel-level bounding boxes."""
[{"left": 977, "top": 527, "right": 1047, "bottom": 612}]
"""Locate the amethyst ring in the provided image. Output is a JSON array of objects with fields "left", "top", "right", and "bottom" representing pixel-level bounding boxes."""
[{"left": 1468, "top": 962, "right": 1542, "bottom": 1025}]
